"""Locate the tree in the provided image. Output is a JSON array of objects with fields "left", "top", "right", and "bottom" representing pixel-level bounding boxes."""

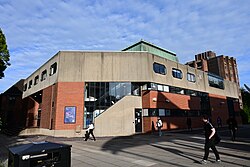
[
  {"left": 241, "top": 88, "right": 250, "bottom": 124},
  {"left": 0, "top": 28, "right": 10, "bottom": 79}
]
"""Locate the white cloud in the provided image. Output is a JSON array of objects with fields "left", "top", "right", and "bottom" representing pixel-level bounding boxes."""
[{"left": 0, "top": 0, "right": 250, "bottom": 92}]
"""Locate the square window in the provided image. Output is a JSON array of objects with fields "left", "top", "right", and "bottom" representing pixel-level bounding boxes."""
[
  {"left": 143, "top": 109, "right": 149, "bottom": 116},
  {"left": 159, "top": 109, "right": 165, "bottom": 116}
]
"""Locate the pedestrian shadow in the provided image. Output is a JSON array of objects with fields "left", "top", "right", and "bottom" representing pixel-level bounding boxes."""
[{"left": 150, "top": 144, "right": 201, "bottom": 164}]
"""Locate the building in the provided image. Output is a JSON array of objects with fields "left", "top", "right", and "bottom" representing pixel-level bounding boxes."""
[
  {"left": 186, "top": 51, "right": 242, "bottom": 109},
  {"left": 0, "top": 80, "right": 29, "bottom": 134},
  {"left": 14, "top": 40, "right": 242, "bottom": 137}
]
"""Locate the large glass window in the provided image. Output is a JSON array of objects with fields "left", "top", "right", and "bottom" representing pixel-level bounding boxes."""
[
  {"left": 208, "top": 73, "right": 224, "bottom": 89},
  {"left": 153, "top": 62, "right": 166, "bottom": 75},
  {"left": 172, "top": 68, "right": 183, "bottom": 79},
  {"left": 84, "top": 82, "right": 142, "bottom": 128}
]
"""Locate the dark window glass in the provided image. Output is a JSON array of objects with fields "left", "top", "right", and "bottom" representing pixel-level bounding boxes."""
[
  {"left": 149, "top": 109, "right": 158, "bottom": 116},
  {"left": 50, "top": 62, "right": 57, "bottom": 76},
  {"left": 185, "top": 89, "right": 197, "bottom": 96},
  {"left": 153, "top": 63, "right": 166, "bottom": 75},
  {"left": 170, "top": 110, "right": 186, "bottom": 117},
  {"left": 34, "top": 75, "right": 39, "bottom": 85},
  {"left": 41, "top": 70, "right": 47, "bottom": 81},
  {"left": 28, "top": 80, "right": 32, "bottom": 89},
  {"left": 208, "top": 73, "right": 224, "bottom": 89},
  {"left": 23, "top": 84, "right": 27, "bottom": 91},
  {"left": 169, "top": 86, "right": 185, "bottom": 94},
  {"left": 172, "top": 68, "right": 183, "bottom": 79}
]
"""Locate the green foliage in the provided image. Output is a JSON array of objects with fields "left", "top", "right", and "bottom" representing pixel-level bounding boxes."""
[
  {"left": 0, "top": 28, "right": 10, "bottom": 79},
  {"left": 241, "top": 88, "right": 250, "bottom": 124},
  {"left": 0, "top": 117, "right": 2, "bottom": 131}
]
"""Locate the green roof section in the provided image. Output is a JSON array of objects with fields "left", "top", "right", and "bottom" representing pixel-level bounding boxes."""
[{"left": 122, "top": 40, "right": 179, "bottom": 62}]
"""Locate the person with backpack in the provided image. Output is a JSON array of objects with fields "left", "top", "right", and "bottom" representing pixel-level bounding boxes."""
[
  {"left": 200, "top": 115, "right": 221, "bottom": 164},
  {"left": 156, "top": 117, "right": 163, "bottom": 136}
]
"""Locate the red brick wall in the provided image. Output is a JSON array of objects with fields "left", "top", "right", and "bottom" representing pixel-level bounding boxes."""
[
  {"left": 209, "top": 94, "right": 228, "bottom": 126},
  {"left": 40, "top": 86, "right": 53, "bottom": 129},
  {"left": 142, "top": 90, "right": 200, "bottom": 110},
  {"left": 25, "top": 97, "right": 39, "bottom": 127},
  {"left": 143, "top": 116, "right": 203, "bottom": 133},
  {"left": 53, "top": 82, "right": 84, "bottom": 130},
  {"left": 142, "top": 90, "right": 202, "bottom": 132}
]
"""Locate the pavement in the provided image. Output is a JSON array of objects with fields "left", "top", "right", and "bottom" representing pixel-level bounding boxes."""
[{"left": 1, "top": 125, "right": 250, "bottom": 167}]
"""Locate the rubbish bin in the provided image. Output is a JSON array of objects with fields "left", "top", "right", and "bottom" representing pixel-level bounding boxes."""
[{"left": 8, "top": 141, "right": 71, "bottom": 167}]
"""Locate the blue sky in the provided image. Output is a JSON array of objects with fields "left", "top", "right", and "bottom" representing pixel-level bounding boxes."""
[{"left": 0, "top": 0, "right": 250, "bottom": 93}]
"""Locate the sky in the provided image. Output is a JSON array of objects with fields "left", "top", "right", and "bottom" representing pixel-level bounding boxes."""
[{"left": 0, "top": 0, "right": 250, "bottom": 93}]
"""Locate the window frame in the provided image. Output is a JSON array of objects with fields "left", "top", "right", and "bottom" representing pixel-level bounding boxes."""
[
  {"left": 50, "top": 62, "right": 57, "bottom": 76},
  {"left": 172, "top": 68, "right": 183, "bottom": 79},
  {"left": 187, "top": 72, "right": 196, "bottom": 82},
  {"left": 41, "top": 70, "right": 47, "bottom": 81},
  {"left": 153, "top": 62, "right": 167, "bottom": 75}
]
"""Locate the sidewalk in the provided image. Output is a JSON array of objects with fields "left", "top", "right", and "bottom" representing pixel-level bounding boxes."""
[{"left": 1, "top": 126, "right": 250, "bottom": 167}]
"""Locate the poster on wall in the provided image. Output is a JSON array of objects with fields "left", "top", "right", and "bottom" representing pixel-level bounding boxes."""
[{"left": 64, "top": 106, "right": 76, "bottom": 124}]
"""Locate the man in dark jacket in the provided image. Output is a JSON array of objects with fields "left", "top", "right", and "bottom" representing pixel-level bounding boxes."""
[
  {"left": 227, "top": 116, "right": 238, "bottom": 141},
  {"left": 201, "top": 115, "right": 221, "bottom": 164}
]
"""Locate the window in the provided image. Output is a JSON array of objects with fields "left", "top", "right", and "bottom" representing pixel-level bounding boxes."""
[
  {"left": 159, "top": 109, "right": 166, "bottom": 116},
  {"left": 185, "top": 89, "right": 197, "bottom": 96},
  {"left": 172, "top": 68, "right": 182, "bottom": 79},
  {"left": 41, "top": 70, "right": 47, "bottom": 81},
  {"left": 163, "top": 85, "right": 169, "bottom": 92},
  {"left": 149, "top": 109, "right": 158, "bottom": 116},
  {"left": 34, "top": 75, "right": 39, "bottom": 85},
  {"left": 170, "top": 86, "right": 185, "bottom": 94},
  {"left": 153, "top": 62, "right": 166, "bottom": 75},
  {"left": 157, "top": 84, "right": 163, "bottom": 91},
  {"left": 50, "top": 62, "right": 57, "bottom": 76},
  {"left": 208, "top": 73, "right": 224, "bottom": 89},
  {"left": 187, "top": 73, "right": 196, "bottom": 82},
  {"left": 23, "top": 83, "right": 27, "bottom": 91},
  {"left": 143, "top": 109, "right": 149, "bottom": 116},
  {"left": 28, "top": 80, "right": 32, "bottom": 89}
]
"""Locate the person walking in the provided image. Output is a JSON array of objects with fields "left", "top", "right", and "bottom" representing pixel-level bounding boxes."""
[
  {"left": 201, "top": 115, "right": 220, "bottom": 164},
  {"left": 227, "top": 116, "right": 238, "bottom": 141},
  {"left": 217, "top": 116, "right": 222, "bottom": 128},
  {"left": 186, "top": 117, "right": 192, "bottom": 131},
  {"left": 156, "top": 117, "right": 163, "bottom": 136},
  {"left": 85, "top": 121, "right": 96, "bottom": 141}
]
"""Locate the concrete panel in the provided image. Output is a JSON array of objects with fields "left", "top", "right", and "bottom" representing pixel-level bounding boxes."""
[
  {"left": 23, "top": 53, "right": 59, "bottom": 98},
  {"left": 94, "top": 96, "right": 142, "bottom": 137},
  {"left": 23, "top": 51, "right": 240, "bottom": 100}
]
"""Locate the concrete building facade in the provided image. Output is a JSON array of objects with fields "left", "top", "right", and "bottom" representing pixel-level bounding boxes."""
[{"left": 16, "top": 41, "right": 242, "bottom": 137}]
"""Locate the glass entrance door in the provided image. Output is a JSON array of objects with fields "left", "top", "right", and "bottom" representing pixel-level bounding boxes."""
[{"left": 135, "top": 109, "right": 142, "bottom": 133}]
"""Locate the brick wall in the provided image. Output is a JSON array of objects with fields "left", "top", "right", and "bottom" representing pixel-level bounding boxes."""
[
  {"left": 209, "top": 94, "right": 228, "bottom": 126},
  {"left": 54, "top": 82, "right": 84, "bottom": 130},
  {"left": 25, "top": 97, "right": 39, "bottom": 127},
  {"left": 142, "top": 90, "right": 200, "bottom": 110},
  {"left": 142, "top": 90, "right": 202, "bottom": 132},
  {"left": 40, "top": 85, "right": 53, "bottom": 129},
  {"left": 143, "top": 116, "right": 203, "bottom": 133}
]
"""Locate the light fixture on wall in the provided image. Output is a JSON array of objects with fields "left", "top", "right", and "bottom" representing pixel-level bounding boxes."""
[
  {"left": 220, "top": 101, "right": 225, "bottom": 105},
  {"left": 152, "top": 98, "right": 157, "bottom": 102},
  {"left": 165, "top": 99, "right": 170, "bottom": 103}
]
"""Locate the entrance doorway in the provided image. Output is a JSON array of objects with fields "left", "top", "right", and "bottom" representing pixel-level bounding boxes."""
[
  {"left": 135, "top": 109, "right": 142, "bottom": 133},
  {"left": 37, "top": 109, "right": 41, "bottom": 127}
]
